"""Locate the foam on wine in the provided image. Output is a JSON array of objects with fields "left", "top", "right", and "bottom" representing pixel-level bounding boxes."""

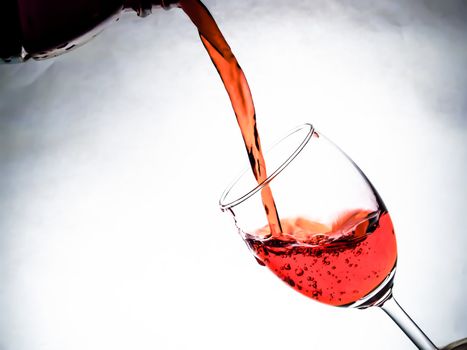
[{"left": 245, "top": 210, "right": 397, "bottom": 306}]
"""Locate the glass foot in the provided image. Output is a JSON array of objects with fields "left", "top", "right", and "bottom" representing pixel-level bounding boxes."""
[{"left": 442, "top": 338, "right": 467, "bottom": 350}]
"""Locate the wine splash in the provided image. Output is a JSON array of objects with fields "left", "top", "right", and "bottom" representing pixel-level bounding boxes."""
[{"left": 179, "top": 0, "right": 282, "bottom": 234}]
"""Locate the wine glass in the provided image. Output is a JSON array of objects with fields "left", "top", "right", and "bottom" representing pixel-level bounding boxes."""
[{"left": 219, "top": 123, "right": 466, "bottom": 350}]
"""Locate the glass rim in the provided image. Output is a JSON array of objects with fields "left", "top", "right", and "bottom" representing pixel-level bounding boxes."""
[{"left": 219, "top": 123, "right": 314, "bottom": 211}]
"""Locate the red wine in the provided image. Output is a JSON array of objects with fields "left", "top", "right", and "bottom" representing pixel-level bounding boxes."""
[
  {"left": 245, "top": 210, "right": 397, "bottom": 306},
  {"left": 180, "top": 0, "right": 282, "bottom": 234}
]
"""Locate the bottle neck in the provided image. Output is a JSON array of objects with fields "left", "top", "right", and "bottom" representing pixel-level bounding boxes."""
[{"left": 124, "top": 0, "right": 179, "bottom": 17}]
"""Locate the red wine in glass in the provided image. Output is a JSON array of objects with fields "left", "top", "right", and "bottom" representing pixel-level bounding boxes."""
[
  {"left": 245, "top": 210, "right": 397, "bottom": 306},
  {"left": 219, "top": 124, "right": 447, "bottom": 349}
]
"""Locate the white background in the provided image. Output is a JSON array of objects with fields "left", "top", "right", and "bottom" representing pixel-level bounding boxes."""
[{"left": 1, "top": 1, "right": 466, "bottom": 349}]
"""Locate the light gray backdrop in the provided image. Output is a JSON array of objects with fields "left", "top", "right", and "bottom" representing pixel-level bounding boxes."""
[{"left": 1, "top": 1, "right": 466, "bottom": 349}]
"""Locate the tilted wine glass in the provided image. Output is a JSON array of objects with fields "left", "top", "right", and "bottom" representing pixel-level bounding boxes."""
[{"left": 219, "top": 123, "right": 466, "bottom": 350}]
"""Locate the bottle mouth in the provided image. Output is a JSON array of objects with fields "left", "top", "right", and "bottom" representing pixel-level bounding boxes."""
[
  {"left": 161, "top": 0, "right": 179, "bottom": 9},
  {"left": 219, "top": 123, "right": 314, "bottom": 211},
  {"left": 125, "top": 0, "right": 178, "bottom": 16}
]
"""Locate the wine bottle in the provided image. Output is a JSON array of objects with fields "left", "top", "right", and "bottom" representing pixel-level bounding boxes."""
[{"left": 0, "top": 0, "right": 178, "bottom": 63}]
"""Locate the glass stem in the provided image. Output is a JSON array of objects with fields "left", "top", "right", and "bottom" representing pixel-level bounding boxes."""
[{"left": 380, "top": 295, "right": 438, "bottom": 350}]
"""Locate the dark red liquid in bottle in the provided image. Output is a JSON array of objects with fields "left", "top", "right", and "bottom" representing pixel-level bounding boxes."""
[{"left": 0, "top": 0, "right": 178, "bottom": 62}]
